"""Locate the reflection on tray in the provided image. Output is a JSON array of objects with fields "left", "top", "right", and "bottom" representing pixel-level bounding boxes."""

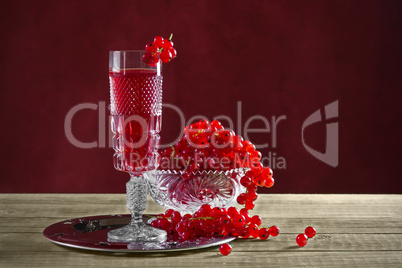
[{"left": 73, "top": 217, "right": 131, "bottom": 233}]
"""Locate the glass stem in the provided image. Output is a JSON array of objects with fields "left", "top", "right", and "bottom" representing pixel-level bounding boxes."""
[{"left": 126, "top": 174, "right": 147, "bottom": 225}]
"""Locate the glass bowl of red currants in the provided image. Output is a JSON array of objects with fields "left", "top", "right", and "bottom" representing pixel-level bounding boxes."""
[
  {"left": 147, "top": 168, "right": 247, "bottom": 214},
  {"left": 146, "top": 119, "right": 274, "bottom": 214}
]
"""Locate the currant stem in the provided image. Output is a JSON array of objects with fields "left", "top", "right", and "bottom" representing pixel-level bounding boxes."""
[{"left": 194, "top": 129, "right": 204, "bottom": 137}]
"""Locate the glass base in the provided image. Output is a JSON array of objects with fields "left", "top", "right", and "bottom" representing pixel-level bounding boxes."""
[
  {"left": 107, "top": 221, "right": 167, "bottom": 243},
  {"left": 107, "top": 174, "right": 167, "bottom": 243}
]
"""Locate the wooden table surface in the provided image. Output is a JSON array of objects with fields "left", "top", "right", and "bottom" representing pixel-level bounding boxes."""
[{"left": 0, "top": 194, "right": 401, "bottom": 267}]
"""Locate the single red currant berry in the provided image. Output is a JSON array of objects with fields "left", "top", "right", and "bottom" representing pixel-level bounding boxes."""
[
  {"left": 175, "top": 221, "right": 187, "bottom": 233},
  {"left": 255, "top": 174, "right": 266, "bottom": 187},
  {"left": 179, "top": 230, "right": 191, "bottom": 240},
  {"left": 239, "top": 208, "right": 249, "bottom": 215},
  {"left": 182, "top": 170, "right": 191, "bottom": 179},
  {"left": 142, "top": 51, "right": 160, "bottom": 66},
  {"left": 189, "top": 162, "right": 200, "bottom": 172},
  {"left": 250, "top": 215, "right": 262, "bottom": 226},
  {"left": 219, "top": 130, "right": 234, "bottom": 143},
  {"left": 248, "top": 223, "right": 259, "bottom": 238},
  {"left": 236, "top": 193, "right": 247, "bottom": 205},
  {"left": 264, "top": 177, "right": 274, "bottom": 188},
  {"left": 156, "top": 217, "right": 170, "bottom": 231},
  {"left": 242, "top": 140, "right": 255, "bottom": 152},
  {"left": 212, "top": 221, "right": 224, "bottom": 235},
  {"left": 164, "top": 209, "right": 175, "bottom": 217},
  {"left": 251, "top": 162, "right": 263, "bottom": 173},
  {"left": 247, "top": 183, "right": 258, "bottom": 192},
  {"left": 231, "top": 135, "right": 244, "bottom": 150},
  {"left": 150, "top": 220, "right": 158, "bottom": 228},
  {"left": 269, "top": 225, "right": 280, "bottom": 236},
  {"left": 182, "top": 214, "right": 192, "bottom": 221},
  {"left": 246, "top": 191, "right": 258, "bottom": 202},
  {"left": 206, "top": 157, "right": 217, "bottom": 169},
  {"left": 240, "top": 176, "right": 252, "bottom": 187},
  {"left": 197, "top": 119, "right": 209, "bottom": 129},
  {"left": 210, "top": 120, "right": 224, "bottom": 132},
  {"left": 238, "top": 226, "right": 251, "bottom": 238},
  {"left": 171, "top": 211, "right": 182, "bottom": 223},
  {"left": 160, "top": 49, "right": 172, "bottom": 63},
  {"left": 162, "top": 39, "right": 173, "bottom": 49},
  {"left": 219, "top": 243, "right": 232, "bottom": 255},
  {"left": 218, "top": 214, "right": 232, "bottom": 227},
  {"left": 168, "top": 47, "right": 177, "bottom": 59},
  {"left": 250, "top": 150, "right": 262, "bottom": 161},
  {"left": 240, "top": 209, "right": 251, "bottom": 223},
  {"left": 225, "top": 223, "right": 239, "bottom": 236},
  {"left": 296, "top": 234, "right": 308, "bottom": 247},
  {"left": 211, "top": 207, "right": 224, "bottom": 218},
  {"left": 258, "top": 228, "right": 270, "bottom": 240},
  {"left": 227, "top": 207, "right": 239, "bottom": 218},
  {"left": 199, "top": 219, "right": 214, "bottom": 234},
  {"left": 245, "top": 201, "right": 255, "bottom": 210},
  {"left": 261, "top": 167, "right": 273, "bottom": 179},
  {"left": 198, "top": 204, "right": 212, "bottom": 216},
  {"left": 153, "top": 36, "right": 164, "bottom": 47},
  {"left": 145, "top": 42, "right": 158, "bottom": 53},
  {"left": 232, "top": 214, "right": 246, "bottom": 228},
  {"left": 305, "top": 226, "right": 316, "bottom": 238},
  {"left": 245, "top": 170, "right": 256, "bottom": 178}
]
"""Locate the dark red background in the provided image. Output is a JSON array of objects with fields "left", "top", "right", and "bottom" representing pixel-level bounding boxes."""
[{"left": 0, "top": 0, "right": 400, "bottom": 193}]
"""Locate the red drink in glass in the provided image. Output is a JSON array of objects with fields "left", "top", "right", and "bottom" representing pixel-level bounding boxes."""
[
  {"left": 109, "top": 68, "right": 163, "bottom": 174},
  {"left": 107, "top": 50, "right": 166, "bottom": 243}
]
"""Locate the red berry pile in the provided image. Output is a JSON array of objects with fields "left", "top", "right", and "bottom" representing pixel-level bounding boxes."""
[
  {"left": 158, "top": 119, "right": 275, "bottom": 210},
  {"left": 150, "top": 204, "right": 280, "bottom": 255},
  {"left": 143, "top": 34, "right": 177, "bottom": 66}
]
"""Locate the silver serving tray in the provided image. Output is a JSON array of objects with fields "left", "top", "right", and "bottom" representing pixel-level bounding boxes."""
[{"left": 43, "top": 214, "right": 235, "bottom": 253}]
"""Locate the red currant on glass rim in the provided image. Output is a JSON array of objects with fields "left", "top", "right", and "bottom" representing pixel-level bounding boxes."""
[
  {"left": 296, "top": 234, "right": 308, "bottom": 247},
  {"left": 160, "top": 49, "right": 172, "bottom": 63},
  {"left": 219, "top": 243, "right": 232, "bottom": 255},
  {"left": 145, "top": 42, "right": 158, "bottom": 53},
  {"left": 143, "top": 34, "right": 177, "bottom": 65},
  {"left": 305, "top": 226, "right": 316, "bottom": 238},
  {"left": 153, "top": 36, "right": 164, "bottom": 47}
]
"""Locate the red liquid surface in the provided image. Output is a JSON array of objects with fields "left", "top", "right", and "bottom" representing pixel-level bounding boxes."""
[{"left": 109, "top": 69, "right": 163, "bottom": 173}]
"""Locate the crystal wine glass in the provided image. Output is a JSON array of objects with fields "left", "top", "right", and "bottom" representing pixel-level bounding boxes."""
[{"left": 107, "top": 50, "right": 166, "bottom": 242}]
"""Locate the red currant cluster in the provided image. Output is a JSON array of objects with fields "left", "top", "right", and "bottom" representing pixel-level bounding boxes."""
[
  {"left": 143, "top": 34, "right": 177, "bottom": 66},
  {"left": 296, "top": 226, "right": 317, "bottom": 247},
  {"left": 158, "top": 119, "right": 275, "bottom": 209},
  {"left": 150, "top": 204, "right": 280, "bottom": 253}
]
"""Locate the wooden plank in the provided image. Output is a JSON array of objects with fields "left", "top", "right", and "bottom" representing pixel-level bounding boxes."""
[
  {"left": 1, "top": 251, "right": 401, "bottom": 268},
  {"left": 0, "top": 195, "right": 166, "bottom": 219},
  {"left": 1, "top": 232, "right": 402, "bottom": 252},
  {"left": 1, "top": 194, "right": 401, "bottom": 219},
  {"left": 1, "top": 194, "right": 401, "bottom": 206},
  {"left": 1, "top": 216, "right": 401, "bottom": 234},
  {"left": 1, "top": 194, "right": 401, "bottom": 268}
]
